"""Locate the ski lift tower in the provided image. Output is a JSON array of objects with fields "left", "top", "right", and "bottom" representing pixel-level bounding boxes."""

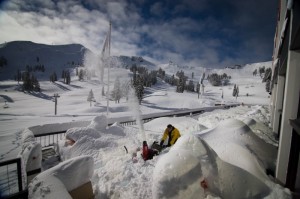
[{"left": 53, "top": 93, "right": 60, "bottom": 115}]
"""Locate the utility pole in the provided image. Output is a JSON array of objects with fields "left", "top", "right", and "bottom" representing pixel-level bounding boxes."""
[{"left": 53, "top": 93, "right": 60, "bottom": 115}]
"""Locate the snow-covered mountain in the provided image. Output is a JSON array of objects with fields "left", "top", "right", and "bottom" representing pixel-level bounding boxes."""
[
  {"left": 117, "top": 55, "right": 157, "bottom": 70},
  {"left": 0, "top": 41, "right": 91, "bottom": 80},
  {"left": 0, "top": 41, "right": 158, "bottom": 81},
  {"left": 0, "top": 41, "right": 273, "bottom": 84}
]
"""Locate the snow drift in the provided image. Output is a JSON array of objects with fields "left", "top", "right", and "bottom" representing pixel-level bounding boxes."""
[{"left": 152, "top": 134, "right": 270, "bottom": 199}]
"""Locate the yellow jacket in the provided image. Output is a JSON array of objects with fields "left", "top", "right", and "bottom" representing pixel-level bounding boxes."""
[{"left": 161, "top": 127, "right": 181, "bottom": 146}]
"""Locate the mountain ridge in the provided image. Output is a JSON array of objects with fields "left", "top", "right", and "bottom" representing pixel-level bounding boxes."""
[
  {"left": 0, "top": 41, "right": 90, "bottom": 80},
  {"left": 0, "top": 41, "right": 158, "bottom": 80},
  {"left": 0, "top": 41, "right": 272, "bottom": 81}
]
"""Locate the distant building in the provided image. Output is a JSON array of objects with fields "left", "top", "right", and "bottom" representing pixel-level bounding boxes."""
[{"left": 270, "top": 0, "right": 300, "bottom": 195}]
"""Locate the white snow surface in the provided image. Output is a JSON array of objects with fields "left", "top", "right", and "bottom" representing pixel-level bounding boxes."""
[
  {"left": 0, "top": 61, "right": 292, "bottom": 198},
  {"left": 28, "top": 155, "right": 94, "bottom": 199}
]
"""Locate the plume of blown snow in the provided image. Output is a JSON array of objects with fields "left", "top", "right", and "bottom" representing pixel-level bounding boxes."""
[{"left": 128, "top": 87, "right": 146, "bottom": 141}]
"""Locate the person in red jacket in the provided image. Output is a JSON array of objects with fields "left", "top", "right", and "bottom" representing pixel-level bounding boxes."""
[{"left": 160, "top": 124, "right": 181, "bottom": 147}]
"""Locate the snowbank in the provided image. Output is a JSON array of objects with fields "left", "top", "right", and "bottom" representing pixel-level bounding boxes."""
[
  {"left": 152, "top": 134, "right": 270, "bottom": 198},
  {"left": 58, "top": 115, "right": 126, "bottom": 161},
  {"left": 28, "top": 155, "right": 94, "bottom": 199},
  {"left": 198, "top": 118, "right": 277, "bottom": 182},
  {"left": 18, "top": 128, "right": 42, "bottom": 184}
]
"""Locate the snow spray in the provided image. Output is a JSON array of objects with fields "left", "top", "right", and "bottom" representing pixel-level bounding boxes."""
[
  {"left": 128, "top": 88, "right": 146, "bottom": 141},
  {"left": 128, "top": 88, "right": 150, "bottom": 161},
  {"left": 83, "top": 51, "right": 102, "bottom": 80}
]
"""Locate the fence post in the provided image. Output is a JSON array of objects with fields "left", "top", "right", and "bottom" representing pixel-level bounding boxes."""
[{"left": 16, "top": 158, "right": 23, "bottom": 192}]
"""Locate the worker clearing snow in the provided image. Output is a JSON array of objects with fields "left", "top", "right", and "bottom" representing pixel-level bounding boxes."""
[
  {"left": 160, "top": 124, "right": 181, "bottom": 147},
  {"left": 140, "top": 124, "right": 181, "bottom": 161}
]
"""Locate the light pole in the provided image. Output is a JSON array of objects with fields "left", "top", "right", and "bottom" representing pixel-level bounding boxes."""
[{"left": 53, "top": 93, "right": 60, "bottom": 115}]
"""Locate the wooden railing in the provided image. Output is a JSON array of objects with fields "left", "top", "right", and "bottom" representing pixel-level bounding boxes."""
[
  {"left": 34, "top": 130, "right": 67, "bottom": 148},
  {"left": 33, "top": 104, "right": 239, "bottom": 147}
]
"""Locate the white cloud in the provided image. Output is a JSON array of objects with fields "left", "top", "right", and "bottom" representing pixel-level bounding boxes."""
[
  {"left": 0, "top": 0, "right": 275, "bottom": 68},
  {"left": 0, "top": 0, "right": 113, "bottom": 53}
]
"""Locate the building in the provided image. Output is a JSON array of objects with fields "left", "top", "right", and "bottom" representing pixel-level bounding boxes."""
[{"left": 270, "top": 0, "right": 300, "bottom": 196}]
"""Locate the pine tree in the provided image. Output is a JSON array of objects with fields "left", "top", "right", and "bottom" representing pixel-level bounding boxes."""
[
  {"left": 196, "top": 82, "right": 200, "bottom": 99},
  {"left": 187, "top": 80, "right": 195, "bottom": 92},
  {"left": 87, "top": 89, "right": 95, "bottom": 107},
  {"left": 176, "top": 77, "right": 185, "bottom": 93},
  {"left": 102, "top": 86, "right": 105, "bottom": 96},
  {"left": 17, "top": 69, "right": 21, "bottom": 84},
  {"left": 62, "top": 70, "right": 66, "bottom": 81},
  {"left": 65, "top": 71, "right": 71, "bottom": 84},
  {"left": 134, "top": 75, "right": 144, "bottom": 104},
  {"left": 170, "top": 75, "right": 175, "bottom": 86},
  {"left": 259, "top": 66, "right": 265, "bottom": 78},
  {"left": 132, "top": 70, "right": 137, "bottom": 86},
  {"left": 232, "top": 85, "right": 239, "bottom": 100},
  {"left": 49, "top": 72, "right": 57, "bottom": 82},
  {"left": 22, "top": 72, "right": 31, "bottom": 90},
  {"left": 262, "top": 68, "right": 272, "bottom": 83},
  {"left": 53, "top": 72, "right": 57, "bottom": 81},
  {"left": 157, "top": 68, "right": 165, "bottom": 79},
  {"left": 32, "top": 75, "right": 40, "bottom": 92},
  {"left": 175, "top": 71, "right": 186, "bottom": 93},
  {"left": 201, "top": 73, "right": 206, "bottom": 84},
  {"left": 208, "top": 73, "right": 221, "bottom": 86},
  {"left": 232, "top": 84, "right": 237, "bottom": 97},
  {"left": 79, "top": 69, "right": 84, "bottom": 81},
  {"left": 266, "top": 80, "right": 271, "bottom": 94},
  {"left": 253, "top": 69, "right": 257, "bottom": 76}
]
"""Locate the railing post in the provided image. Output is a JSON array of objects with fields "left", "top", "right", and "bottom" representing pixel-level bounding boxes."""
[
  {"left": 16, "top": 158, "right": 23, "bottom": 192},
  {"left": 0, "top": 157, "right": 26, "bottom": 198}
]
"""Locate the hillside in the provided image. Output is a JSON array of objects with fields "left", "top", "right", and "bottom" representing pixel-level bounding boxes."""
[
  {"left": 0, "top": 41, "right": 92, "bottom": 80},
  {"left": 0, "top": 41, "right": 158, "bottom": 81},
  {"left": 118, "top": 55, "right": 157, "bottom": 70}
]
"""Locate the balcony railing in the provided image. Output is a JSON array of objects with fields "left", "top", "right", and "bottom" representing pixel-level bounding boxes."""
[{"left": 0, "top": 158, "right": 28, "bottom": 199}]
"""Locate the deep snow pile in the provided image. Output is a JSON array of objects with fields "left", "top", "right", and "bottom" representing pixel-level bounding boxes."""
[
  {"left": 197, "top": 118, "right": 277, "bottom": 182},
  {"left": 153, "top": 134, "right": 270, "bottom": 198},
  {"left": 28, "top": 155, "right": 94, "bottom": 199},
  {"left": 53, "top": 107, "right": 291, "bottom": 199},
  {"left": 58, "top": 115, "right": 126, "bottom": 161}
]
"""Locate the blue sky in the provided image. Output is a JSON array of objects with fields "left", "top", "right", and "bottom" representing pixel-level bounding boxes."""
[{"left": 0, "top": 0, "right": 277, "bottom": 68}]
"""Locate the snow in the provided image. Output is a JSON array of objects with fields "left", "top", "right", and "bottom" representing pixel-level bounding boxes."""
[
  {"left": 28, "top": 155, "right": 94, "bottom": 199},
  {"left": 0, "top": 59, "right": 292, "bottom": 198},
  {"left": 153, "top": 134, "right": 271, "bottom": 198},
  {"left": 198, "top": 118, "right": 277, "bottom": 182}
]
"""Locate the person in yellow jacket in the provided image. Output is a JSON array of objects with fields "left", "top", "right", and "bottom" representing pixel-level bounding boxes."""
[{"left": 160, "top": 124, "right": 181, "bottom": 147}]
